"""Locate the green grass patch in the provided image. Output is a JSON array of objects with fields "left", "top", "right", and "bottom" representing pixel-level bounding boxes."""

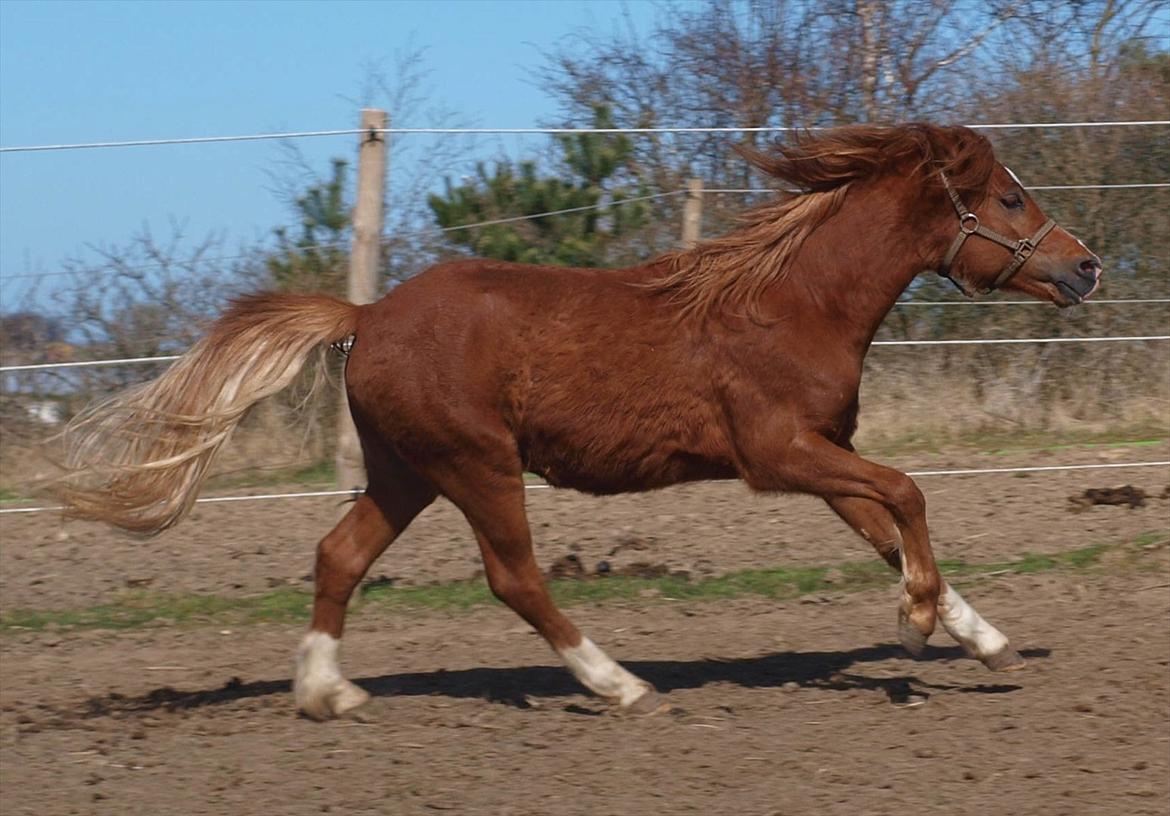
[
  {"left": 1132, "top": 530, "right": 1170, "bottom": 549},
  {"left": 2, "top": 532, "right": 1163, "bottom": 635},
  {"left": 0, "top": 487, "right": 23, "bottom": 503},
  {"left": 0, "top": 588, "right": 313, "bottom": 632}
]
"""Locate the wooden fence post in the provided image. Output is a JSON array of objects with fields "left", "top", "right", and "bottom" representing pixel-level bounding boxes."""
[
  {"left": 682, "top": 178, "right": 703, "bottom": 248},
  {"left": 335, "top": 108, "right": 388, "bottom": 492}
]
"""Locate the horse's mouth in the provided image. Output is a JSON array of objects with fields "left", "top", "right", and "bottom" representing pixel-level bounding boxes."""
[
  {"left": 1054, "top": 280, "right": 1085, "bottom": 307},
  {"left": 1048, "top": 273, "right": 1100, "bottom": 308}
]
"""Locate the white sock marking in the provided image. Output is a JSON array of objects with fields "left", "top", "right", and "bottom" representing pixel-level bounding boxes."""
[
  {"left": 937, "top": 584, "right": 1010, "bottom": 658},
  {"left": 558, "top": 637, "right": 652, "bottom": 706},
  {"left": 296, "top": 631, "right": 343, "bottom": 687},
  {"left": 294, "top": 631, "right": 368, "bottom": 719}
]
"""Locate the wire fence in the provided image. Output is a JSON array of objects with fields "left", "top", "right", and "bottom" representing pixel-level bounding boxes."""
[{"left": 2, "top": 118, "right": 1168, "bottom": 153}]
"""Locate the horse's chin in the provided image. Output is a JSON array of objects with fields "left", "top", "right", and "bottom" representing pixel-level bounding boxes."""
[
  {"left": 1040, "top": 269, "right": 1101, "bottom": 308},
  {"left": 1052, "top": 281, "right": 1085, "bottom": 308},
  {"left": 1020, "top": 280, "right": 1085, "bottom": 309}
]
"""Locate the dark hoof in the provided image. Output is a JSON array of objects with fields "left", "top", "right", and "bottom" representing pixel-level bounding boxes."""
[
  {"left": 981, "top": 647, "right": 1027, "bottom": 672},
  {"left": 623, "top": 688, "right": 670, "bottom": 716},
  {"left": 897, "top": 609, "right": 929, "bottom": 658}
]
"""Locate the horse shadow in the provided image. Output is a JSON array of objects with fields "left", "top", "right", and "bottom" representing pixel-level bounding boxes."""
[{"left": 77, "top": 644, "right": 1049, "bottom": 719}]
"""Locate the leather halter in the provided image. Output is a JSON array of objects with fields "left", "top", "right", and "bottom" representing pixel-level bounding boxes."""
[{"left": 936, "top": 172, "right": 1056, "bottom": 296}]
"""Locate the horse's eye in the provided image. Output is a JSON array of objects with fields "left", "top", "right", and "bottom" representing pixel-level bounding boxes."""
[{"left": 1000, "top": 193, "right": 1024, "bottom": 210}]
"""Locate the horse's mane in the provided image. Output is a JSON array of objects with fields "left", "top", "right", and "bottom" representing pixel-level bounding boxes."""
[{"left": 648, "top": 123, "right": 997, "bottom": 320}]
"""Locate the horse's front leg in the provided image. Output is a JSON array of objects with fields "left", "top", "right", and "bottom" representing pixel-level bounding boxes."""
[
  {"left": 743, "top": 431, "right": 941, "bottom": 653},
  {"left": 826, "top": 495, "right": 1026, "bottom": 671}
]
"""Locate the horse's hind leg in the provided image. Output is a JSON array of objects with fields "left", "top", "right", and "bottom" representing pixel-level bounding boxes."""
[
  {"left": 431, "top": 455, "right": 663, "bottom": 712},
  {"left": 826, "top": 495, "right": 1025, "bottom": 671},
  {"left": 295, "top": 461, "right": 436, "bottom": 720},
  {"left": 472, "top": 506, "right": 664, "bottom": 712}
]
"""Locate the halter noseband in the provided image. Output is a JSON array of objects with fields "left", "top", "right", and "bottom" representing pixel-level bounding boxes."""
[{"left": 936, "top": 172, "right": 1056, "bottom": 296}]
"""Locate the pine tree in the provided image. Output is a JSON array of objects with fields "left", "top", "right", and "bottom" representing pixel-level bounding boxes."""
[
  {"left": 428, "top": 107, "right": 649, "bottom": 267},
  {"left": 268, "top": 158, "right": 351, "bottom": 292}
]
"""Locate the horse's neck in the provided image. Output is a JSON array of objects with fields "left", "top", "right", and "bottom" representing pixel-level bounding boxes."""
[{"left": 778, "top": 184, "right": 930, "bottom": 351}]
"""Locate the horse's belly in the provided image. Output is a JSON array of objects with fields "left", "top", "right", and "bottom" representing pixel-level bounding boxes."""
[{"left": 520, "top": 425, "right": 736, "bottom": 495}]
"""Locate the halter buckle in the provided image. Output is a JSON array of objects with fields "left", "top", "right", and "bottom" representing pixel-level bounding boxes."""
[
  {"left": 1014, "top": 238, "right": 1035, "bottom": 260},
  {"left": 959, "top": 213, "right": 980, "bottom": 234}
]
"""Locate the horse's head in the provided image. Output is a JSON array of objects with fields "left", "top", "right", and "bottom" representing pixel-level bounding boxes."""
[
  {"left": 929, "top": 130, "right": 1102, "bottom": 307},
  {"left": 656, "top": 124, "right": 1103, "bottom": 321}
]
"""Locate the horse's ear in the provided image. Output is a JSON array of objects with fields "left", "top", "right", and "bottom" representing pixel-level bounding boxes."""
[{"left": 921, "top": 125, "right": 997, "bottom": 198}]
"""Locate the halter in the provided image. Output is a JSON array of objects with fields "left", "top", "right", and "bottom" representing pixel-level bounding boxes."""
[{"left": 936, "top": 172, "right": 1056, "bottom": 296}]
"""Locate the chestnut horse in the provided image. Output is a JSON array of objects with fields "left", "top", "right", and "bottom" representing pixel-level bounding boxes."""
[{"left": 57, "top": 124, "right": 1101, "bottom": 719}]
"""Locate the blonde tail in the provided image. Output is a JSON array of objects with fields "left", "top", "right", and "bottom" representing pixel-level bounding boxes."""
[{"left": 54, "top": 292, "right": 361, "bottom": 535}]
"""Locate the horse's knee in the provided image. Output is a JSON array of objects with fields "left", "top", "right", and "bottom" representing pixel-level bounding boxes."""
[{"left": 887, "top": 473, "right": 925, "bottom": 523}]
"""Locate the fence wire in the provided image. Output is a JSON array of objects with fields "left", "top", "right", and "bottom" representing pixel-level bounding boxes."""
[{"left": 2, "top": 119, "right": 1168, "bottom": 153}]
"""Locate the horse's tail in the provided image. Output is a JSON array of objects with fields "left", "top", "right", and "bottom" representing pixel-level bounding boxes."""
[{"left": 54, "top": 292, "right": 361, "bottom": 536}]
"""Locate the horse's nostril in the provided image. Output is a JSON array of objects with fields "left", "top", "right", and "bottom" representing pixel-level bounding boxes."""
[{"left": 1078, "top": 258, "right": 1101, "bottom": 280}]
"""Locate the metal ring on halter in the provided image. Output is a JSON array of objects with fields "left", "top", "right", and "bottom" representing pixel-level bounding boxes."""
[{"left": 959, "top": 213, "right": 980, "bottom": 234}]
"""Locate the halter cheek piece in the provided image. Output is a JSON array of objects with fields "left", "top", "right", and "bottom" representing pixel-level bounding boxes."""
[{"left": 936, "top": 172, "right": 1056, "bottom": 296}]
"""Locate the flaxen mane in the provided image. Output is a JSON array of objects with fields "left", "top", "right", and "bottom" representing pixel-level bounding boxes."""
[{"left": 649, "top": 124, "right": 997, "bottom": 320}]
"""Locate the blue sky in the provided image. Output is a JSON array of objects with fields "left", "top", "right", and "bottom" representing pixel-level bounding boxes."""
[{"left": 0, "top": 0, "right": 667, "bottom": 307}]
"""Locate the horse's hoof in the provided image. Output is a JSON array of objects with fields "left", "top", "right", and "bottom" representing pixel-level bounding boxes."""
[
  {"left": 297, "top": 679, "right": 370, "bottom": 721},
  {"left": 623, "top": 688, "right": 671, "bottom": 716},
  {"left": 981, "top": 647, "right": 1027, "bottom": 672},
  {"left": 897, "top": 609, "right": 929, "bottom": 658}
]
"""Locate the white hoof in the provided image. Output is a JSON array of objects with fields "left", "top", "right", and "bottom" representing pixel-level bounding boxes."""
[{"left": 294, "top": 631, "right": 370, "bottom": 721}]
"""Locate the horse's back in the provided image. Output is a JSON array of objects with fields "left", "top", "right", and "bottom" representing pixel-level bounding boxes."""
[{"left": 350, "top": 258, "right": 644, "bottom": 379}]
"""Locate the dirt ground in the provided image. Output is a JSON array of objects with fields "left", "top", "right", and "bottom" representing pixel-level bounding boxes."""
[
  {"left": 2, "top": 443, "right": 1168, "bottom": 611},
  {"left": 1, "top": 443, "right": 1168, "bottom": 815}
]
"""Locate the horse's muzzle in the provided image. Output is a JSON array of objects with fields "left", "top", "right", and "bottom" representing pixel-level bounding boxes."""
[{"left": 1051, "top": 257, "right": 1102, "bottom": 306}]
